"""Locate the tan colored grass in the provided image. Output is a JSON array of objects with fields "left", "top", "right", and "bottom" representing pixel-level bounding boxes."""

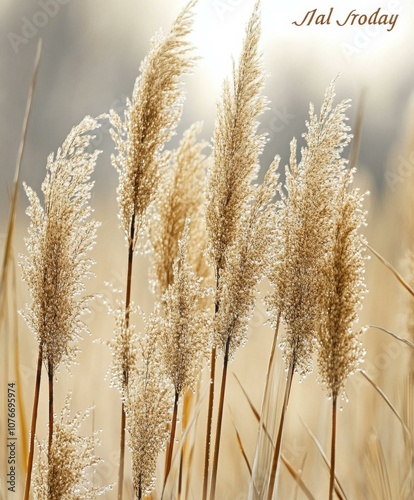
[
  {"left": 108, "top": 3, "right": 197, "bottom": 497},
  {"left": 266, "top": 81, "right": 353, "bottom": 499},
  {"left": 203, "top": 3, "right": 274, "bottom": 497},
  {"left": 33, "top": 395, "right": 108, "bottom": 499},
  {"left": 21, "top": 115, "right": 100, "bottom": 499},
  {"left": 150, "top": 122, "right": 209, "bottom": 298},
  {"left": 6, "top": 4, "right": 413, "bottom": 499}
]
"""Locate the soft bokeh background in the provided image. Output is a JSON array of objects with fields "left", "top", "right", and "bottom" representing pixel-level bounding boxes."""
[{"left": 1, "top": 0, "right": 414, "bottom": 498}]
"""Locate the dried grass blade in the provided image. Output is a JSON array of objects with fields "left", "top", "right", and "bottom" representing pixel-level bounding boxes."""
[
  {"left": 280, "top": 454, "right": 315, "bottom": 500},
  {"left": 233, "top": 372, "right": 274, "bottom": 447},
  {"left": 232, "top": 373, "right": 272, "bottom": 499},
  {"left": 185, "top": 383, "right": 201, "bottom": 497},
  {"left": 365, "top": 243, "right": 414, "bottom": 297},
  {"left": 162, "top": 388, "right": 207, "bottom": 500},
  {"left": 233, "top": 373, "right": 260, "bottom": 422},
  {"left": 300, "top": 419, "right": 347, "bottom": 500},
  {"left": 359, "top": 370, "right": 411, "bottom": 437},
  {"left": 294, "top": 453, "right": 308, "bottom": 500},
  {"left": 249, "top": 319, "right": 280, "bottom": 499},
  {"left": 0, "top": 39, "right": 41, "bottom": 299},
  {"left": 368, "top": 325, "right": 414, "bottom": 350},
  {"left": 366, "top": 433, "right": 393, "bottom": 499},
  {"left": 230, "top": 414, "right": 252, "bottom": 476}
]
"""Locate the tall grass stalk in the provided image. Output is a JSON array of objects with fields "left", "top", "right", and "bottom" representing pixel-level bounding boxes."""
[
  {"left": 329, "top": 395, "right": 338, "bottom": 500},
  {"left": 266, "top": 81, "right": 353, "bottom": 498},
  {"left": 157, "top": 220, "right": 209, "bottom": 494},
  {"left": 13, "top": 40, "right": 42, "bottom": 500},
  {"left": 250, "top": 313, "right": 280, "bottom": 498},
  {"left": 0, "top": 44, "right": 40, "bottom": 496},
  {"left": 317, "top": 169, "right": 367, "bottom": 500},
  {"left": 204, "top": 3, "right": 268, "bottom": 495},
  {"left": 209, "top": 337, "right": 230, "bottom": 499},
  {"left": 267, "top": 359, "right": 295, "bottom": 499},
  {"left": 24, "top": 344, "right": 42, "bottom": 500},
  {"left": 108, "top": 4, "right": 196, "bottom": 495},
  {"left": 210, "top": 153, "right": 280, "bottom": 499},
  {"left": 202, "top": 309, "right": 217, "bottom": 500},
  {"left": 117, "top": 216, "right": 135, "bottom": 500},
  {"left": 0, "top": 40, "right": 41, "bottom": 302},
  {"left": 164, "top": 389, "right": 179, "bottom": 487},
  {"left": 21, "top": 116, "right": 100, "bottom": 497}
]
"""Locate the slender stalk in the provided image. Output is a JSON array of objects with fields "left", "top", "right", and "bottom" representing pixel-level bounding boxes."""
[
  {"left": 203, "top": 345, "right": 216, "bottom": 500},
  {"left": 0, "top": 40, "right": 41, "bottom": 299},
  {"left": 48, "top": 358, "right": 54, "bottom": 457},
  {"left": 118, "top": 214, "right": 136, "bottom": 500},
  {"left": 250, "top": 314, "right": 281, "bottom": 499},
  {"left": 118, "top": 402, "right": 127, "bottom": 500},
  {"left": 47, "top": 358, "right": 54, "bottom": 498},
  {"left": 137, "top": 476, "right": 142, "bottom": 500},
  {"left": 178, "top": 447, "right": 184, "bottom": 500},
  {"left": 24, "top": 343, "right": 43, "bottom": 500},
  {"left": 263, "top": 315, "right": 281, "bottom": 416},
  {"left": 202, "top": 270, "right": 221, "bottom": 500},
  {"left": 210, "top": 337, "right": 231, "bottom": 500},
  {"left": 164, "top": 389, "right": 180, "bottom": 487},
  {"left": 267, "top": 359, "right": 295, "bottom": 500},
  {"left": 329, "top": 394, "right": 338, "bottom": 500},
  {"left": 178, "top": 395, "right": 188, "bottom": 500}
]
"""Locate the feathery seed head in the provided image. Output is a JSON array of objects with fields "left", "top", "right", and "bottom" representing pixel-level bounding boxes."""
[
  {"left": 110, "top": 1, "right": 197, "bottom": 249},
  {"left": 268, "top": 81, "right": 353, "bottom": 376},
  {"left": 317, "top": 174, "right": 367, "bottom": 398},
  {"left": 206, "top": 0, "right": 267, "bottom": 273},
  {"left": 107, "top": 297, "right": 140, "bottom": 397},
  {"left": 215, "top": 157, "right": 281, "bottom": 358},
  {"left": 125, "top": 331, "right": 172, "bottom": 498},
  {"left": 21, "top": 116, "right": 100, "bottom": 371},
  {"left": 34, "top": 395, "right": 109, "bottom": 499},
  {"left": 158, "top": 220, "right": 212, "bottom": 394},
  {"left": 150, "top": 122, "right": 210, "bottom": 297}
]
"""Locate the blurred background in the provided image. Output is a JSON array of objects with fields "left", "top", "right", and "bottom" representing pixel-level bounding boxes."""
[{"left": 1, "top": 0, "right": 414, "bottom": 498}]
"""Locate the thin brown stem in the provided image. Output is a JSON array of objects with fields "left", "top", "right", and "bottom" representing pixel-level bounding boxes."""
[
  {"left": 263, "top": 315, "right": 281, "bottom": 413},
  {"left": 118, "top": 402, "right": 127, "bottom": 500},
  {"left": 24, "top": 343, "right": 43, "bottom": 500},
  {"left": 118, "top": 214, "right": 136, "bottom": 500},
  {"left": 48, "top": 358, "right": 54, "bottom": 457},
  {"left": 202, "top": 270, "right": 220, "bottom": 500},
  {"left": 164, "top": 389, "right": 180, "bottom": 488},
  {"left": 178, "top": 447, "right": 184, "bottom": 500},
  {"left": 137, "top": 475, "right": 142, "bottom": 500},
  {"left": 177, "top": 450, "right": 184, "bottom": 500},
  {"left": 178, "top": 395, "right": 188, "bottom": 500},
  {"left": 48, "top": 358, "right": 54, "bottom": 499},
  {"left": 329, "top": 394, "right": 338, "bottom": 500},
  {"left": 203, "top": 345, "right": 216, "bottom": 500},
  {"left": 267, "top": 359, "right": 295, "bottom": 500},
  {"left": 210, "top": 336, "right": 231, "bottom": 500}
]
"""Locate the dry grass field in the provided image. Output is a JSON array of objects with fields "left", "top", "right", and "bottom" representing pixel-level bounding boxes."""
[{"left": 1, "top": 1, "right": 414, "bottom": 499}]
